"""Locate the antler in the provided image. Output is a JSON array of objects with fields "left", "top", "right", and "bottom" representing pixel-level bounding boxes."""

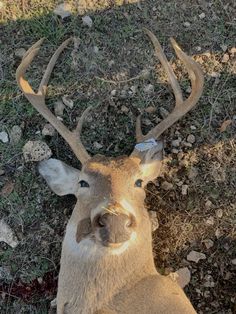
[
  {"left": 16, "top": 38, "right": 91, "bottom": 164},
  {"left": 136, "top": 28, "right": 204, "bottom": 142}
]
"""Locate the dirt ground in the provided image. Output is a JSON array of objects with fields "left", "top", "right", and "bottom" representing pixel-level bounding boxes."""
[{"left": 0, "top": 0, "right": 236, "bottom": 313}]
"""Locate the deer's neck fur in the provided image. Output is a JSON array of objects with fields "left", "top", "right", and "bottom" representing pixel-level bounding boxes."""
[{"left": 58, "top": 204, "right": 156, "bottom": 314}]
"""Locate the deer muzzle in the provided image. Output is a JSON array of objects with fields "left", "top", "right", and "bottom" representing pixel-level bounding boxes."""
[{"left": 94, "top": 212, "right": 135, "bottom": 246}]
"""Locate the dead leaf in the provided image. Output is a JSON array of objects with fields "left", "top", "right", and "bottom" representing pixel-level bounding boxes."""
[
  {"left": 220, "top": 119, "right": 232, "bottom": 132},
  {"left": 0, "top": 180, "right": 14, "bottom": 197}
]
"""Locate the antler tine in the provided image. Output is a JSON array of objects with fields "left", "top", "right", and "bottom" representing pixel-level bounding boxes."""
[
  {"left": 16, "top": 39, "right": 91, "bottom": 164},
  {"left": 137, "top": 29, "right": 204, "bottom": 142},
  {"left": 143, "top": 28, "right": 183, "bottom": 106}
]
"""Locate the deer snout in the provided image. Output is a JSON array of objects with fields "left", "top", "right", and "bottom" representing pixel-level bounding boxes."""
[{"left": 94, "top": 213, "right": 135, "bottom": 246}]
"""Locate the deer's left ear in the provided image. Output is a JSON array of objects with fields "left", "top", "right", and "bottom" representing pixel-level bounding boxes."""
[{"left": 131, "top": 139, "right": 163, "bottom": 185}]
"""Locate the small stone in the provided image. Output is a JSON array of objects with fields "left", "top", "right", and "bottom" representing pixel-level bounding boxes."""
[
  {"left": 202, "top": 239, "right": 214, "bottom": 249},
  {"left": 172, "top": 148, "right": 179, "bottom": 154},
  {"left": 205, "top": 216, "right": 214, "bottom": 225},
  {"left": 187, "top": 134, "right": 196, "bottom": 144},
  {"left": 23, "top": 140, "right": 52, "bottom": 162},
  {"left": 111, "top": 90, "right": 116, "bottom": 96},
  {"left": 203, "top": 275, "right": 215, "bottom": 287},
  {"left": 183, "top": 21, "right": 191, "bottom": 27},
  {"left": 221, "top": 53, "right": 229, "bottom": 63},
  {"left": 215, "top": 208, "right": 223, "bottom": 218},
  {"left": 172, "top": 139, "right": 181, "bottom": 147},
  {"left": 0, "top": 266, "right": 12, "bottom": 281},
  {"left": 15, "top": 48, "right": 26, "bottom": 58},
  {"left": 0, "top": 169, "right": 5, "bottom": 176},
  {"left": 161, "top": 181, "right": 173, "bottom": 191},
  {"left": 42, "top": 124, "right": 55, "bottom": 137},
  {"left": 82, "top": 15, "right": 93, "bottom": 28},
  {"left": 186, "top": 86, "right": 192, "bottom": 93},
  {"left": 182, "top": 141, "right": 192, "bottom": 148},
  {"left": 205, "top": 200, "right": 212, "bottom": 209},
  {"left": 199, "top": 12, "right": 206, "bottom": 19},
  {"left": 93, "top": 142, "right": 103, "bottom": 150},
  {"left": 190, "top": 125, "right": 197, "bottom": 130},
  {"left": 149, "top": 211, "right": 159, "bottom": 232},
  {"left": 231, "top": 259, "right": 236, "bottom": 265},
  {"left": 37, "top": 277, "right": 43, "bottom": 284},
  {"left": 188, "top": 167, "right": 198, "bottom": 179},
  {"left": 215, "top": 228, "right": 221, "bottom": 238},
  {"left": 0, "top": 220, "right": 19, "bottom": 248},
  {"left": 143, "top": 84, "right": 154, "bottom": 94},
  {"left": 210, "top": 72, "right": 220, "bottom": 78},
  {"left": 196, "top": 46, "right": 202, "bottom": 52},
  {"left": 159, "top": 107, "right": 169, "bottom": 119},
  {"left": 62, "top": 95, "right": 74, "bottom": 109},
  {"left": 94, "top": 46, "right": 99, "bottom": 54},
  {"left": 51, "top": 298, "right": 57, "bottom": 308},
  {"left": 54, "top": 100, "right": 65, "bottom": 117},
  {"left": 53, "top": 3, "right": 72, "bottom": 19},
  {"left": 220, "top": 44, "right": 228, "bottom": 52},
  {"left": 145, "top": 106, "right": 156, "bottom": 113},
  {"left": 143, "top": 118, "right": 152, "bottom": 126},
  {"left": 0, "top": 131, "right": 9, "bottom": 143},
  {"left": 10, "top": 125, "right": 22, "bottom": 144},
  {"left": 121, "top": 105, "right": 129, "bottom": 113},
  {"left": 181, "top": 185, "right": 188, "bottom": 195},
  {"left": 187, "top": 250, "right": 206, "bottom": 263}
]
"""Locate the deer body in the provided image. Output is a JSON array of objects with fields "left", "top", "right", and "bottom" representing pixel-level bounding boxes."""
[{"left": 16, "top": 29, "right": 203, "bottom": 314}]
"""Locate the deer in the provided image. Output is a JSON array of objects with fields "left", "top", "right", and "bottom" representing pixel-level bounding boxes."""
[{"left": 16, "top": 28, "right": 203, "bottom": 314}]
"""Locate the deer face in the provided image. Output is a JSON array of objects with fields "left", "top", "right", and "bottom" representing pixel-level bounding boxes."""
[{"left": 38, "top": 141, "right": 163, "bottom": 251}]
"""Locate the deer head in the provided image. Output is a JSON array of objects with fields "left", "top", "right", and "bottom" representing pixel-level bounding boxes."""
[{"left": 16, "top": 29, "right": 204, "bottom": 253}]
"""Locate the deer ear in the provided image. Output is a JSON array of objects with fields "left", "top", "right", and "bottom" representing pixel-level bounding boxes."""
[
  {"left": 38, "top": 158, "right": 80, "bottom": 196},
  {"left": 131, "top": 139, "right": 163, "bottom": 185}
]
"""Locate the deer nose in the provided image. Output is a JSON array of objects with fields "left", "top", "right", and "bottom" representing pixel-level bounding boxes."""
[{"left": 96, "top": 213, "right": 134, "bottom": 245}]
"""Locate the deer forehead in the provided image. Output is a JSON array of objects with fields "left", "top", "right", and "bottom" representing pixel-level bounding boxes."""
[{"left": 83, "top": 155, "right": 141, "bottom": 182}]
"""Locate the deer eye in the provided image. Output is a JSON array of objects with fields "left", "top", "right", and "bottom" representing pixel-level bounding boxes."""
[
  {"left": 135, "top": 179, "right": 143, "bottom": 188},
  {"left": 79, "top": 180, "right": 90, "bottom": 188}
]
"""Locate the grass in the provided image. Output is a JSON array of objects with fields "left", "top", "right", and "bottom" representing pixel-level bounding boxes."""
[{"left": 0, "top": 0, "right": 236, "bottom": 312}]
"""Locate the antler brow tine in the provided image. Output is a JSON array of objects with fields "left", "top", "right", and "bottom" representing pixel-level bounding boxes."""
[
  {"left": 16, "top": 38, "right": 91, "bottom": 164},
  {"left": 136, "top": 29, "right": 204, "bottom": 142}
]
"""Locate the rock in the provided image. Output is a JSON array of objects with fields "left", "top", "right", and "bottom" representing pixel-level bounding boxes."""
[
  {"left": 143, "top": 118, "right": 152, "bottom": 126},
  {"left": 62, "top": 95, "right": 74, "bottom": 109},
  {"left": 188, "top": 167, "right": 198, "bottom": 179},
  {"left": 82, "top": 15, "right": 93, "bottom": 28},
  {"left": 15, "top": 48, "right": 26, "bottom": 58},
  {"left": 205, "top": 216, "right": 214, "bottom": 225},
  {"left": 199, "top": 12, "right": 206, "bottom": 19},
  {"left": 203, "top": 274, "right": 215, "bottom": 287},
  {"left": 171, "top": 139, "right": 181, "bottom": 147},
  {"left": 42, "top": 124, "right": 55, "bottom": 137},
  {"left": 182, "top": 141, "right": 192, "bottom": 147},
  {"left": 221, "top": 53, "right": 229, "bottom": 63},
  {"left": 181, "top": 184, "right": 188, "bottom": 195},
  {"left": 231, "top": 259, "right": 236, "bottom": 265},
  {"left": 172, "top": 148, "right": 179, "bottom": 154},
  {"left": 50, "top": 298, "right": 57, "bottom": 308},
  {"left": 159, "top": 107, "right": 169, "bottom": 119},
  {"left": 220, "top": 44, "right": 228, "bottom": 52},
  {"left": 0, "top": 169, "right": 5, "bottom": 176},
  {"left": 203, "top": 239, "right": 214, "bottom": 249},
  {"left": 53, "top": 3, "right": 72, "bottom": 19},
  {"left": 23, "top": 140, "right": 52, "bottom": 162},
  {"left": 111, "top": 90, "right": 116, "bottom": 96},
  {"left": 149, "top": 211, "right": 159, "bottom": 232},
  {"left": 210, "top": 71, "right": 220, "bottom": 78},
  {"left": 121, "top": 105, "right": 129, "bottom": 113},
  {"left": 54, "top": 100, "right": 65, "bottom": 117},
  {"left": 143, "top": 84, "right": 154, "bottom": 94},
  {"left": 190, "top": 125, "right": 197, "bottom": 130},
  {"left": 187, "top": 250, "right": 206, "bottom": 263},
  {"left": 183, "top": 21, "right": 191, "bottom": 27},
  {"left": 161, "top": 181, "right": 173, "bottom": 191},
  {"left": 0, "top": 131, "right": 9, "bottom": 143},
  {"left": 93, "top": 142, "right": 103, "bottom": 150},
  {"left": 215, "top": 208, "right": 223, "bottom": 218},
  {"left": 205, "top": 200, "right": 212, "bottom": 209},
  {"left": 10, "top": 125, "right": 22, "bottom": 144},
  {"left": 187, "top": 134, "right": 196, "bottom": 144},
  {"left": 0, "top": 220, "right": 19, "bottom": 248},
  {"left": 145, "top": 106, "right": 156, "bottom": 114}
]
